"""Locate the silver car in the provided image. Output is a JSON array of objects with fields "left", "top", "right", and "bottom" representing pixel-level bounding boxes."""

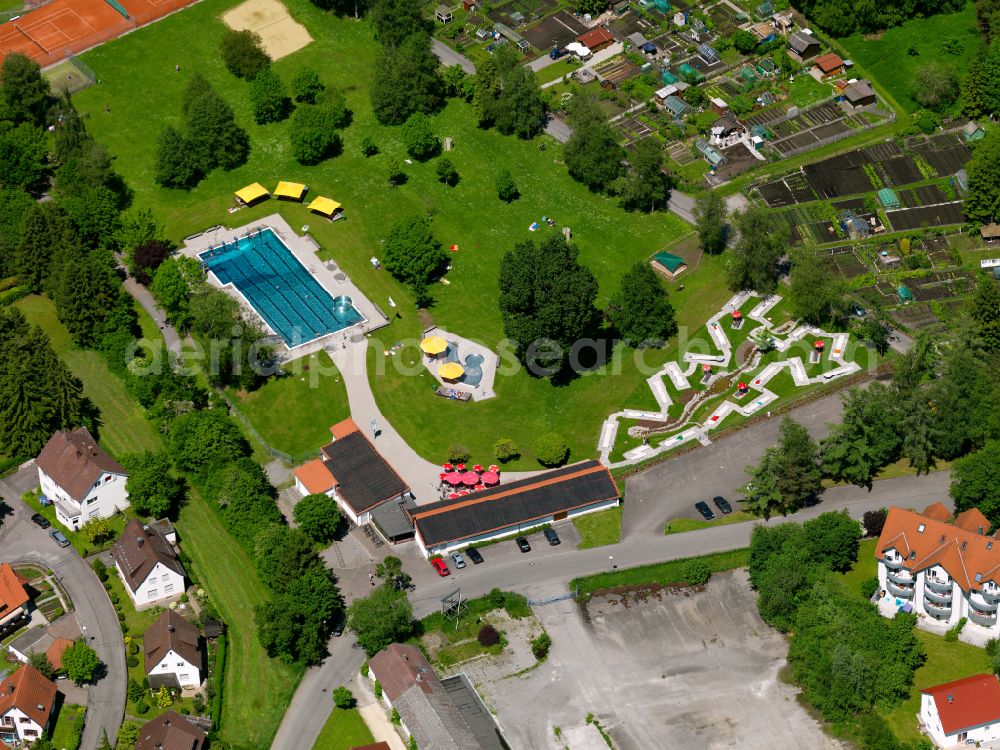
[{"left": 450, "top": 552, "right": 466, "bottom": 569}]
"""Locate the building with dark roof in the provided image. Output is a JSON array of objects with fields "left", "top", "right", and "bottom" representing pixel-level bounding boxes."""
[
  {"left": 787, "top": 29, "right": 820, "bottom": 59},
  {"left": 135, "top": 710, "right": 207, "bottom": 750},
  {"left": 36, "top": 427, "right": 129, "bottom": 530},
  {"left": 293, "top": 419, "right": 410, "bottom": 526},
  {"left": 0, "top": 664, "right": 58, "bottom": 745},
  {"left": 843, "top": 79, "right": 876, "bottom": 108},
  {"left": 368, "top": 644, "right": 508, "bottom": 750},
  {"left": 144, "top": 610, "right": 203, "bottom": 689},
  {"left": 410, "top": 461, "right": 620, "bottom": 556},
  {"left": 920, "top": 674, "right": 1000, "bottom": 747},
  {"left": 112, "top": 519, "right": 186, "bottom": 607}
]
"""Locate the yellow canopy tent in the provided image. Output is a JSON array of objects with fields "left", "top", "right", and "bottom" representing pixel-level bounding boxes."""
[
  {"left": 274, "top": 181, "right": 307, "bottom": 201},
  {"left": 420, "top": 336, "right": 448, "bottom": 356},
  {"left": 235, "top": 183, "right": 269, "bottom": 205},
  {"left": 438, "top": 362, "right": 464, "bottom": 380},
  {"left": 307, "top": 196, "right": 342, "bottom": 217}
]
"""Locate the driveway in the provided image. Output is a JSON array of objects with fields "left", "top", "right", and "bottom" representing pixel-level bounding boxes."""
[
  {"left": 0, "top": 465, "right": 126, "bottom": 750},
  {"left": 483, "top": 571, "right": 845, "bottom": 750}
]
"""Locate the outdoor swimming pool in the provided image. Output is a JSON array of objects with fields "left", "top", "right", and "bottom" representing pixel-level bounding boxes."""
[
  {"left": 443, "top": 343, "right": 484, "bottom": 387},
  {"left": 199, "top": 228, "right": 363, "bottom": 346}
]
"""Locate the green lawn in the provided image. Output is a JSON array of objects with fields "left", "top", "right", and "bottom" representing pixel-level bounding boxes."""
[
  {"left": 664, "top": 510, "right": 756, "bottom": 535},
  {"left": 573, "top": 505, "right": 623, "bottom": 548},
  {"left": 106, "top": 575, "right": 163, "bottom": 635},
  {"left": 838, "top": 538, "right": 877, "bottom": 596},
  {"left": 571, "top": 548, "right": 749, "bottom": 596},
  {"left": 229, "top": 351, "right": 350, "bottom": 460},
  {"left": 784, "top": 74, "right": 833, "bottom": 108},
  {"left": 49, "top": 703, "right": 84, "bottom": 750},
  {"left": 176, "top": 489, "right": 302, "bottom": 748},
  {"left": 312, "top": 707, "right": 376, "bottom": 750},
  {"left": 838, "top": 3, "right": 981, "bottom": 114},
  {"left": 15, "top": 295, "right": 163, "bottom": 459},
  {"left": 71, "top": 0, "right": 695, "bottom": 470},
  {"left": 20, "top": 488, "right": 132, "bottom": 555}
]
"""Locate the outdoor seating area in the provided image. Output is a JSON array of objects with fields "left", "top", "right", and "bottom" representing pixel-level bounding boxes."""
[
  {"left": 307, "top": 196, "right": 344, "bottom": 221},
  {"left": 418, "top": 328, "right": 498, "bottom": 401},
  {"left": 231, "top": 182, "right": 345, "bottom": 221},
  {"left": 436, "top": 461, "right": 502, "bottom": 500}
]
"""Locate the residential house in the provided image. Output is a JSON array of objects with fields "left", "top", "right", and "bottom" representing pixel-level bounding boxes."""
[
  {"left": 787, "top": 29, "right": 819, "bottom": 61},
  {"left": 0, "top": 563, "right": 30, "bottom": 631},
  {"left": 293, "top": 419, "right": 410, "bottom": 528},
  {"left": 36, "top": 427, "right": 129, "bottom": 530},
  {"left": 434, "top": 4, "right": 452, "bottom": 23},
  {"left": 144, "top": 610, "right": 202, "bottom": 689},
  {"left": 650, "top": 251, "right": 687, "bottom": 280},
  {"left": 410, "top": 461, "right": 620, "bottom": 557},
  {"left": 577, "top": 27, "right": 615, "bottom": 53},
  {"left": 626, "top": 31, "right": 648, "bottom": 48},
  {"left": 368, "top": 643, "right": 507, "bottom": 749},
  {"left": 842, "top": 79, "right": 876, "bottom": 108},
  {"left": 876, "top": 505, "right": 1000, "bottom": 637},
  {"left": 136, "top": 710, "right": 207, "bottom": 750},
  {"left": 710, "top": 116, "right": 746, "bottom": 148},
  {"left": 112, "top": 518, "right": 186, "bottom": 608},
  {"left": 920, "top": 674, "right": 1000, "bottom": 747},
  {"left": 0, "top": 664, "right": 57, "bottom": 745},
  {"left": 812, "top": 52, "right": 845, "bottom": 79}
]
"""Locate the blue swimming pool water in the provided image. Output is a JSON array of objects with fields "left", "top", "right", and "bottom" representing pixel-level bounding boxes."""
[
  {"left": 199, "top": 229, "right": 363, "bottom": 346},
  {"left": 442, "top": 343, "right": 484, "bottom": 387}
]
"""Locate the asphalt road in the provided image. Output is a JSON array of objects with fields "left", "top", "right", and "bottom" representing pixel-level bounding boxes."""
[
  {"left": 0, "top": 465, "right": 126, "bottom": 750},
  {"left": 431, "top": 38, "right": 475, "bottom": 74}
]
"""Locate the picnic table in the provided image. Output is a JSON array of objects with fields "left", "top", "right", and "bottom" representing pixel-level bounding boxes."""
[{"left": 436, "top": 386, "right": 471, "bottom": 401}]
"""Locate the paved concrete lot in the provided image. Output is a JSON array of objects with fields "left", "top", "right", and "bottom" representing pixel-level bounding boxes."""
[{"left": 478, "top": 571, "right": 845, "bottom": 750}]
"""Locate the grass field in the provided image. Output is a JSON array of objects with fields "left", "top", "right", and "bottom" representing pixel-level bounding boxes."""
[
  {"left": 571, "top": 548, "right": 749, "bottom": 595},
  {"left": 312, "top": 707, "right": 376, "bottom": 750},
  {"left": 573, "top": 505, "right": 623, "bottom": 548},
  {"left": 230, "top": 351, "right": 350, "bottom": 459},
  {"left": 664, "top": 510, "right": 756, "bottom": 534},
  {"left": 838, "top": 3, "right": 981, "bottom": 114},
  {"left": 49, "top": 703, "right": 84, "bottom": 750},
  {"left": 71, "top": 0, "right": 699, "bottom": 469},
  {"left": 177, "top": 488, "right": 303, "bottom": 747},
  {"left": 15, "top": 296, "right": 164, "bottom": 458}
]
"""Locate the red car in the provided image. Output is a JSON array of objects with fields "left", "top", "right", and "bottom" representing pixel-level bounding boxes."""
[{"left": 431, "top": 558, "right": 450, "bottom": 577}]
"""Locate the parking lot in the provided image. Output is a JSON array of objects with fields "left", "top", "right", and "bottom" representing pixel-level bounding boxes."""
[{"left": 478, "top": 571, "right": 845, "bottom": 749}]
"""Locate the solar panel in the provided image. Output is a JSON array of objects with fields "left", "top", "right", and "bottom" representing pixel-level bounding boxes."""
[{"left": 698, "top": 43, "right": 718, "bottom": 62}]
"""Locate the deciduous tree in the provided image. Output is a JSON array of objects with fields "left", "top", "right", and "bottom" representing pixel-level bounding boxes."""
[
  {"left": 401, "top": 112, "right": 439, "bottom": 159},
  {"left": 951, "top": 441, "right": 1000, "bottom": 524},
  {"left": 154, "top": 126, "right": 198, "bottom": 189},
  {"left": 725, "top": 205, "right": 787, "bottom": 294},
  {"left": 291, "top": 68, "right": 324, "bottom": 103},
  {"left": 802, "top": 511, "right": 860, "bottom": 573},
  {"left": 0, "top": 122, "right": 47, "bottom": 191},
  {"left": 219, "top": 29, "right": 271, "bottom": 79},
  {"left": 122, "top": 452, "right": 183, "bottom": 518},
  {"left": 62, "top": 640, "right": 101, "bottom": 686},
  {"left": 382, "top": 215, "right": 446, "bottom": 289},
  {"left": 249, "top": 68, "right": 290, "bottom": 124},
  {"left": 564, "top": 95, "right": 623, "bottom": 192},
  {"left": 347, "top": 585, "right": 415, "bottom": 656},
  {"left": 293, "top": 493, "right": 341, "bottom": 544},
  {"left": 820, "top": 385, "right": 901, "bottom": 488},
  {"left": 605, "top": 261, "right": 676, "bottom": 346},
  {"left": 289, "top": 104, "right": 343, "bottom": 165},
  {"left": 788, "top": 248, "right": 846, "bottom": 325},
  {"left": 694, "top": 191, "right": 727, "bottom": 254},
  {"left": 617, "top": 137, "right": 670, "bottom": 212},
  {"left": 0, "top": 52, "right": 51, "bottom": 127},
  {"left": 495, "top": 168, "right": 518, "bottom": 202}
]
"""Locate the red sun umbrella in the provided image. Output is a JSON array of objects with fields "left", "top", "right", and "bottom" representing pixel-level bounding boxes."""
[
  {"left": 448, "top": 492, "right": 460, "bottom": 499},
  {"left": 462, "top": 471, "right": 479, "bottom": 486},
  {"left": 473, "top": 464, "right": 484, "bottom": 473},
  {"left": 443, "top": 463, "right": 453, "bottom": 471},
  {"left": 444, "top": 471, "right": 463, "bottom": 485},
  {"left": 456, "top": 463, "right": 466, "bottom": 472},
  {"left": 738, "top": 382, "right": 748, "bottom": 390},
  {"left": 488, "top": 464, "right": 499, "bottom": 474},
  {"left": 439, "top": 472, "right": 447, "bottom": 481},
  {"left": 458, "top": 489, "right": 470, "bottom": 496},
  {"left": 481, "top": 471, "right": 499, "bottom": 485},
  {"left": 732, "top": 310, "right": 742, "bottom": 319},
  {"left": 474, "top": 483, "right": 485, "bottom": 491},
  {"left": 814, "top": 340, "right": 825, "bottom": 349},
  {"left": 702, "top": 363, "right": 712, "bottom": 372}
]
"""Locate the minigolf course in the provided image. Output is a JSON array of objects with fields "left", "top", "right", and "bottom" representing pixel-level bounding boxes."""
[{"left": 598, "top": 291, "right": 863, "bottom": 467}]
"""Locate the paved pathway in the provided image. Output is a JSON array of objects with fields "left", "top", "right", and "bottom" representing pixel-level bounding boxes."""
[
  {"left": 123, "top": 276, "right": 179, "bottom": 352},
  {"left": 431, "top": 38, "right": 475, "bottom": 74},
  {"left": 0, "top": 465, "right": 126, "bottom": 750}
]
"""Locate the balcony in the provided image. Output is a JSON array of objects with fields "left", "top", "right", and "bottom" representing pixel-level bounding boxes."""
[
  {"left": 882, "top": 556, "right": 904, "bottom": 570},
  {"left": 969, "top": 610, "right": 998, "bottom": 628},
  {"left": 982, "top": 587, "right": 1000, "bottom": 603},
  {"left": 923, "top": 577, "right": 952, "bottom": 594},
  {"left": 970, "top": 592, "right": 999, "bottom": 612},
  {"left": 922, "top": 599, "right": 952, "bottom": 619},
  {"left": 924, "top": 587, "right": 953, "bottom": 605},
  {"left": 887, "top": 580, "right": 915, "bottom": 599},
  {"left": 887, "top": 570, "right": 914, "bottom": 586}
]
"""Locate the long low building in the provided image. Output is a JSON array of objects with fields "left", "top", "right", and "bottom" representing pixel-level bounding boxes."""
[{"left": 410, "top": 460, "right": 620, "bottom": 557}]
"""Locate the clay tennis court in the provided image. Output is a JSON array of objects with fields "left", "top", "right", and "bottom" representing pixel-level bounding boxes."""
[{"left": 0, "top": 0, "right": 199, "bottom": 66}]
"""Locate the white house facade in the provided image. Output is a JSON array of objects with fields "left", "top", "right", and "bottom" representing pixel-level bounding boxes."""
[
  {"left": 0, "top": 665, "right": 57, "bottom": 746},
  {"left": 35, "top": 427, "right": 129, "bottom": 530},
  {"left": 112, "top": 519, "right": 187, "bottom": 608},
  {"left": 144, "top": 611, "right": 202, "bottom": 690},
  {"left": 876, "top": 505, "right": 1000, "bottom": 638},
  {"left": 919, "top": 674, "right": 1000, "bottom": 748}
]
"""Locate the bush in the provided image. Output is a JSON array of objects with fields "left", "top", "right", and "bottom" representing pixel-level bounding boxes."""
[
  {"left": 361, "top": 135, "right": 379, "bottom": 156},
  {"left": 91, "top": 558, "right": 108, "bottom": 582},
  {"left": 946, "top": 617, "right": 968, "bottom": 641},
  {"left": 126, "top": 655, "right": 139, "bottom": 668},
  {"left": 683, "top": 559, "right": 711, "bottom": 586},
  {"left": 436, "top": 158, "right": 458, "bottom": 186},
  {"left": 488, "top": 588, "right": 507, "bottom": 608},
  {"left": 387, "top": 159, "right": 405, "bottom": 186},
  {"left": 401, "top": 112, "right": 439, "bottom": 160},
  {"left": 135, "top": 700, "right": 149, "bottom": 715},
  {"left": 447, "top": 444, "right": 471, "bottom": 464},
  {"left": 477, "top": 624, "right": 501, "bottom": 647},
  {"left": 373, "top": 680, "right": 382, "bottom": 699},
  {"left": 493, "top": 438, "right": 519, "bottom": 463},
  {"left": 291, "top": 68, "right": 324, "bottom": 104},
  {"left": 127, "top": 678, "right": 145, "bottom": 702},
  {"left": 860, "top": 576, "right": 880, "bottom": 600},
  {"left": 390, "top": 707, "right": 400, "bottom": 724},
  {"left": 862, "top": 509, "right": 887, "bottom": 538},
  {"left": 360, "top": 661, "right": 369, "bottom": 677},
  {"left": 332, "top": 686, "right": 355, "bottom": 709},
  {"left": 495, "top": 168, "right": 519, "bottom": 203},
  {"left": 219, "top": 29, "right": 270, "bottom": 79},
  {"left": 534, "top": 433, "right": 568, "bottom": 467},
  {"left": 129, "top": 641, "right": 140, "bottom": 656},
  {"left": 288, "top": 104, "right": 342, "bottom": 165},
  {"left": 531, "top": 632, "right": 551, "bottom": 660}
]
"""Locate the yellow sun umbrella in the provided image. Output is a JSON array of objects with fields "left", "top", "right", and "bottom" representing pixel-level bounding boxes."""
[
  {"left": 235, "top": 182, "right": 269, "bottom": 205},
  {"left": 420, "top": 336, "right": 448, "bottom": 355},
  {"left": 307, "top": 196, "right": 342, "bottom": 217},
  {"left": 274, "top": 181, "right": 307, "bottom": 201},
  {"left": 438, "top": 362, "right": 465, "bottom": 380}
]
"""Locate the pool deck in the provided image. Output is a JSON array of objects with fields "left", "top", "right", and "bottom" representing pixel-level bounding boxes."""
[
  {"left": 420, "top": 326, "right": 498, "bottom": 401},
  {"left": 179, "top": 214, "right": 388, "bottom": 361}
]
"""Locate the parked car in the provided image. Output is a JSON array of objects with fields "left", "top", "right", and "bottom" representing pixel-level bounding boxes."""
[
  {"left": 549, "top": 46, "right": 567, "bottom": 59},
  {"left": 30, "top": 513, "right": 50, "bottom": 529},
  {"left": 450, "top": 552, "right": 466, "bottom": 569},
  {"left": 49, "top": 529, "right": 70, "bottom": 547},
  {"left": 695, "top": 501, "right": 716, "bottom": 521},
  {"left": 544, "top": 528, "right": 561, "bottom": 546},
  {"left": 516, "top": 536, "right": 531, "bottom": 553},
  {"left": 431, "top": 558, "right": 450, "bottom": 576},
  {"left": 467, "top": 547, "right": 484, "bottom": 565},
  {"left": 331, "top": 619, "right": 345, "bottom": 637},
  {"left": 713, "top": 496, "right": 733, "bottom": 514}
]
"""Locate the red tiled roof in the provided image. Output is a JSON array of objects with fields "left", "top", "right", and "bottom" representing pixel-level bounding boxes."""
[
  {"left": 876, "top": 507, "right": 1000, "bottom": 592},
  {"left": 0, "top": 563, "right": 29, "bottom": 617},
  {"left": 577, "top": 27, "right": 614, "bottom": 48},
  {"left": 45, "top": 638, "right": 73, "bottom": 671},
  {"left": 922, "top": 502, "right": 951, "bottom": 522},
  {"left": 813, "top": 52, "right": 844, "bottom": 73},
  {"left": 293, "top": 459, "right": 334, "bottom": 495},
  {"left": 35, "top": 427, "right": 125, "bottom": 502},
  {"left": 922, "top": 674, "right": 1000, "bottom": 735},
  {"left": 330, "top": 418, "right": 361, "bottom": 440},
  {"left": 954, "top": 508, "right": 990, "bottom": 534},
  {"left": 0, "top": 664, "right": 57, "bottom": 728}
]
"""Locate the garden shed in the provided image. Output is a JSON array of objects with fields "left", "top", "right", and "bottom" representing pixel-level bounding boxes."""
[
  {"left": 650, "top": 251, "right": 688, "bottom": 279},
  {"left": 897, "top": 285, "right": 914, "bottom": 304},
  {"left": 877, "top": 188, "right": 900, "bottom": 209}
]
